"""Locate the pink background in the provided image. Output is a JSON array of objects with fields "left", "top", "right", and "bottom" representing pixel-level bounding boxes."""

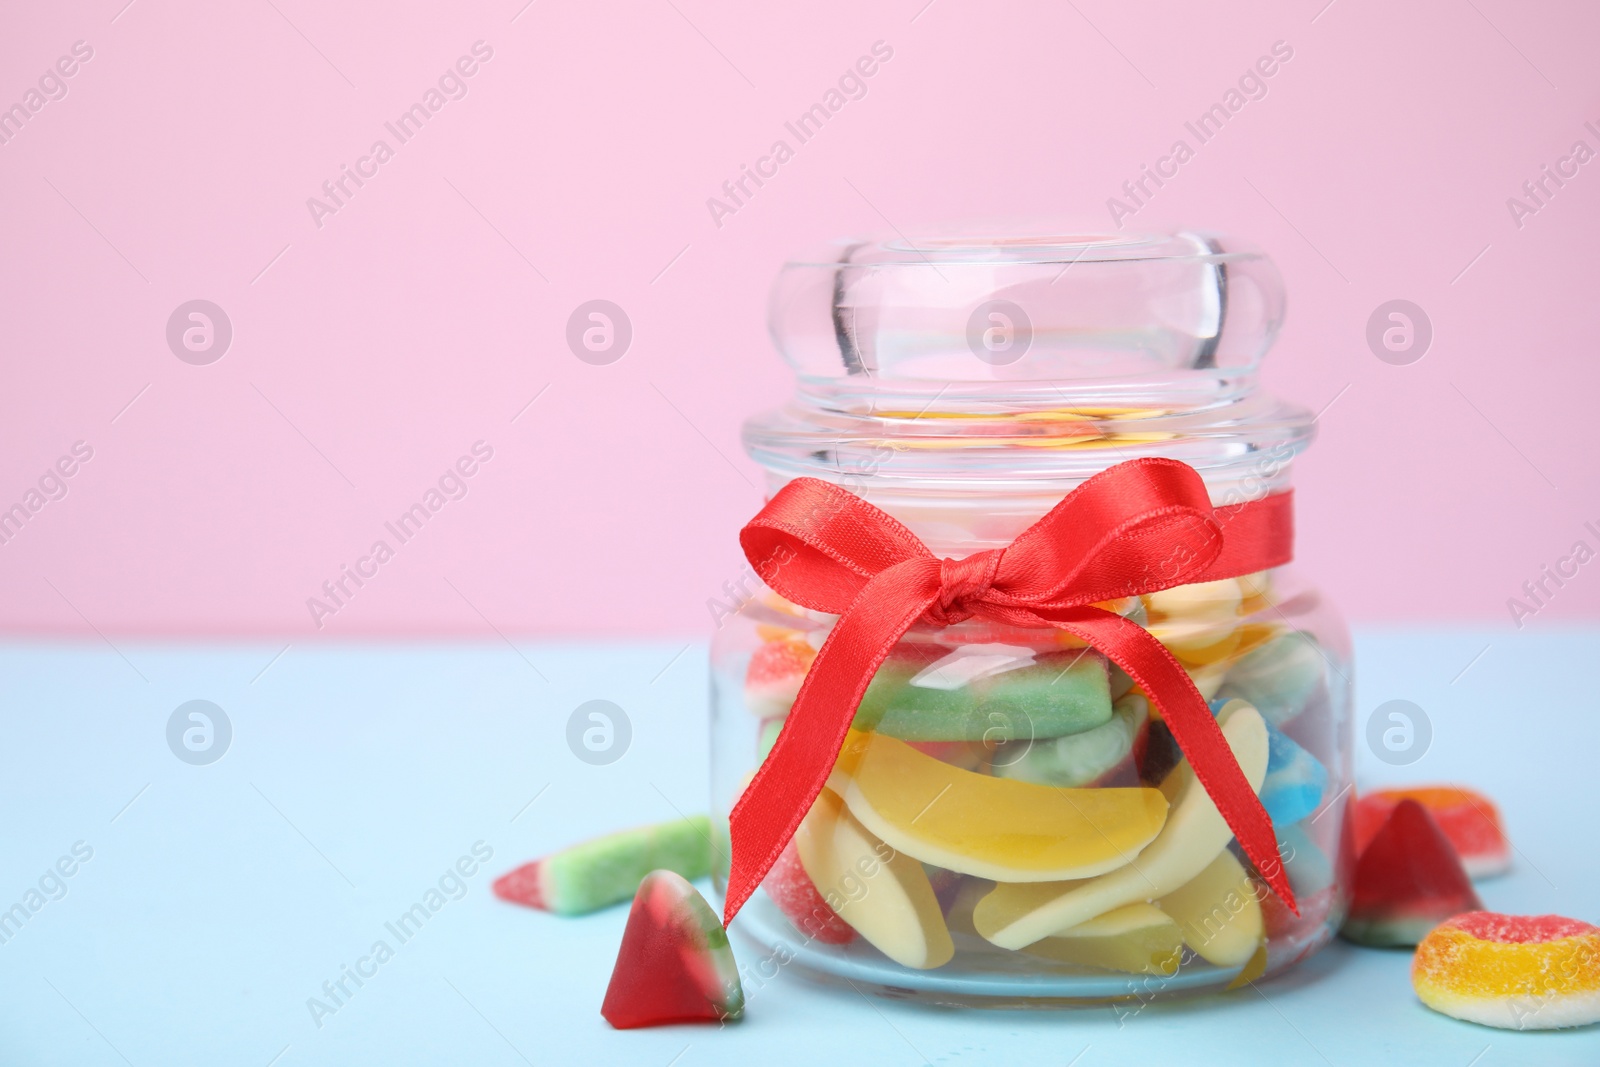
[{"left": 0, "top": 0, "right": 1596, "bottom": 638}]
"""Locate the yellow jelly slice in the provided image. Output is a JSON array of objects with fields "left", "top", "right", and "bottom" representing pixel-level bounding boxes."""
[
  {"left": 828, "top": 729, "right": 1168, "bottom": 883},
  {"left": 1023, "top": 903, "right": 1184, "bottom": 976},
  {"left": 973, "top": 701, "right": 1270, "bottom": 949},
  {"left": 794, "top": 788, "right": 954, "bottom": 969},
  {"left": 1157, "top": 848, "right": 1264, "bottom": 968}
]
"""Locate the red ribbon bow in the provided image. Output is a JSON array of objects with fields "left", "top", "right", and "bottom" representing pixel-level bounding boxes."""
[{"left": 724, "top": 456, "right": 1298, "bottom": 926}]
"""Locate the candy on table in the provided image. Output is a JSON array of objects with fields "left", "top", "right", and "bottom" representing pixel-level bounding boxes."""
[
  {"left": 974, "top": 700, "right": 1270, "bottom": 950},
  {"left": 743, "top": 638, "right": 816, "bottom": 719},
  {"left": 1257, "top": 723, "right": 1329, "bottom": 827},
  {"left": 1339, "top": 799, "right": 1482, "bottom": 948},
  {"left": 1213, "top": 630, "right": 1324, "bottom": 727},
  {"left": 851, "top": 647, "right": 1113, "bottom": 742},
  {"left": 993, "top": 693, "right": 1149, "bottom": 788},
  {"left": 1354, "top": 785, "right": 1510, "bottom": 880},
  {"left": 763, "top": 837, "right": 856, "bottom": 945},
  {"left": 1022, "top": 903, "right": 1184, "bottom": 976},
  {"left": 600, "top": 870, "right": 743, "bottom": 1029},
  {"left": 1412, "top": 912, "right": 1600, "bottom": 1031},
  {"left": 1157, "top": 848, "right": 1264, "bottom": 968},
  {"left": 794, "top": 788, "right": 954, "bottom": 969},
  {"left": 827, "top": 728, "right": 1169, "bottom": 884},
  {"left": 494, "top": 815, "right": 712, "bottom": 916}
]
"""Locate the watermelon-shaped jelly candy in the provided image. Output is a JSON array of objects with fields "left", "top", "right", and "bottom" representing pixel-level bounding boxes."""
[
  {"left": 1339, "top": 799, "right": 1482, "bottom": 948},
  {"left": 494, "top": 816, "right": 711, "bottom": 916},
  {"left": 1354, "top": 785, "right": 1510, "bottom": 880},
  {"left": 601, "top": 870, "right": 744, "bottom": 1029}
]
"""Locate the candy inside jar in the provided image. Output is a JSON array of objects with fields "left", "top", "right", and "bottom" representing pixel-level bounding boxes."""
[{"left": 709, "top": 229, "right": 1353, "bottom": 1005}]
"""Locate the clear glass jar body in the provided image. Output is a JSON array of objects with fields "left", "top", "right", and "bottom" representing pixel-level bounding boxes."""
[{"left": 711, "top": 230, "right": 1353, "bottom": 1005}]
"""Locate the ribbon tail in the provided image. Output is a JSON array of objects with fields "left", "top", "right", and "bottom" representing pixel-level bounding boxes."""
[
  {"left": 722, "top": 557, "right": 942, "bottom": 927},
  {"left": 1042, "top": 606, "right": 1298, "bottom": 915}
]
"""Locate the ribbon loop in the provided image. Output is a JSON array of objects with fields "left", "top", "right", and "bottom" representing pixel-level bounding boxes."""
[{"left": 722, "top": 457, "right": 1300, "bottom": 928}]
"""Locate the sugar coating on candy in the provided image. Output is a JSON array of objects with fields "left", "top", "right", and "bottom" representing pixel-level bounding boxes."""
[
  {"left": 1449, "top": 912, "right": 1597, "bottom": 943},
  {"left": 1339, "top": 799, "right": 1481, "bottom": 948},
  {"left": 762, "top": 838, "right": 855, "bottom": 945},
  {"left": 1413, "top": 912, "right": 1600, "bottom": 1030},
  {"left": 850, "top": 647, "right": 1113, "bottom": 743},
  {"left": 495, "top": 816, "right": 712, "bottom": 916},
  {"left": 600, "top": 870, "right": 743, "bottom": 1029},
  {"left": 1355, "top": 785, "right": 1510, "bottom": 880},
  {"left": 744, "top": 639, "right": 815, "bottom": 719},
  {"left": 993, "top": 693, "right": 1148, "bottom": 788}
]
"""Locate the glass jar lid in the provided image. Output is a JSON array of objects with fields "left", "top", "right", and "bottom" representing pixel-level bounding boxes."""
[{"left": 747, "top": 228, "right": 1312, "bottom": 499}]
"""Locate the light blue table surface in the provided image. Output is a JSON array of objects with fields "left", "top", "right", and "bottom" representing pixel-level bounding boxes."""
[{"left": 1, "top": 628, "right": 1597, "bottom": 1066}]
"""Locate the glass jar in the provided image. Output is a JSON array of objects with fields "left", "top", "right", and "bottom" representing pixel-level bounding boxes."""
[{"left": 709, "top": 230, "right": 1353, "bottom": 1006}]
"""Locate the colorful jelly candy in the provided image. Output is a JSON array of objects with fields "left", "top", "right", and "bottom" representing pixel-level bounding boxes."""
[
  {"left": 850, "top": 647, "right": 1113, "bottom": 742},
  {"left": 1157, "top": 849, "right": 1264, "bottom": 968},
  {"left": 1413, "top": 912, "right": 1600, "bottom": 1030},
  {"left": 974, "top": 700, "right": 1270, "bottom": 949},
  {"left": 828, "top": 728, "right": 1168, "bottom": 883},
  {"left": 494, "top": 816, "right": 712, "bottom": 916},
  {"left": 763, "top": 838, "right": 855, "bottom": 945},
  {"left": 1339, "top": 799, "right": 1481, "bottom": 948},
  {"left": 1257, "top": 723, "right": 1328, "bottom": 827},
  {"left": 600, "top": 870, "right": 743, "bottom": 1029},
  {"left": 994, "top": 693, "right": 1148, "bottom": 787},
  {"left": 744, "top": 638, "right": 815, "bottom": 719},
  {"left": 1214, "top": 631, "right": 1324, "bottom": 726},
  {"left": 1354, "top": 785, "right": 1510, "bottom": 879},
  {"left": 794, "top": 788, "right": 954, "bottom": 969},
  {"left": 1144, "top": 578, "right": 1244, "bottom": 664},
  {"left": 1023, "top": 903, "right": 1183, "bottom": 976}
]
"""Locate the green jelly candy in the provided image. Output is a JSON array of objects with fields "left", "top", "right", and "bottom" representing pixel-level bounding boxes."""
[
  {"left": 851, "top": 648, "right": 1112, "bottom": 742},
  {"left": 993, "top": 694, "right": 1148, "bottom": 787},
  {"left": 1215, "top": 631, "right": 1325, "bottom": 726},
  {"left": 494, "top": 816, "right": 713, "bottom": 916}
]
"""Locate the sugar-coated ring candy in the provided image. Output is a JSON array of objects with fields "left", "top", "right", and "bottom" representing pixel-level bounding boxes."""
[
  {"left": 793, "top": 789, "right": 953, "bottom": 969},
  {"left": 828, "top": 728, "right": 1168, "bottom": 884},
  {"left": 1413, "top": 912, "right": 1600, "bottom": 1030},
  {"left": 1355, "top": 785, "right": 1510, "bottom": 880},
  {"left": 974, "top": 701, "right": 1269, "bottom": 950}
]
